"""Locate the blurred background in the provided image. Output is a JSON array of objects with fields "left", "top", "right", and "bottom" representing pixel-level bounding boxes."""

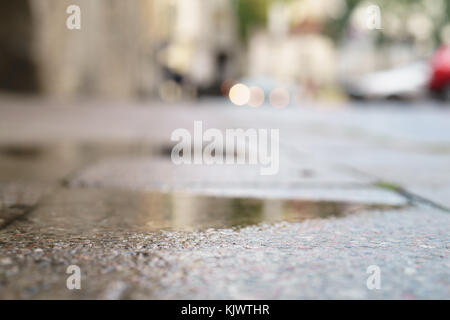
[{"left": 1, "top": 0, "right": 450, "bottom": 104}]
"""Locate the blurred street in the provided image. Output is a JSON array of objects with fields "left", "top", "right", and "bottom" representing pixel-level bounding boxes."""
[
  {"left": 0, "top": 97, "right": 449, "bottom": 299},
  {"left": 1, "top": 0, "right": 450, "bottom": 301}
]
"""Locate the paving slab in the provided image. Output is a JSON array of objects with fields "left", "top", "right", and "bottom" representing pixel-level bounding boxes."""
[{"left": 67, "top": 156, "right": 407, "bottom": 205}]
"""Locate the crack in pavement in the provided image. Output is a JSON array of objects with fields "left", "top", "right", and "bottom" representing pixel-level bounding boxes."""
[
  {"left": 374, "top": 181, "right": 450, "bottom": 213},
  {"left": 344, "top": 166, "right": 450, "bottom": 213},
  {"left": 0, "top": 203, "right": 38, "bottom": 230}
]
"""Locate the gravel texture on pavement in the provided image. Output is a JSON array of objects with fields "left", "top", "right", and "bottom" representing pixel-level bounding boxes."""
[{"left": 0, "top": 206, "right": 448, "bottom": 299}]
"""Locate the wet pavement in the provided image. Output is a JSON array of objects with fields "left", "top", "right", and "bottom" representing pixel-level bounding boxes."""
[{"left": 0, "top": 96, "right": 449, "bottom": 299}]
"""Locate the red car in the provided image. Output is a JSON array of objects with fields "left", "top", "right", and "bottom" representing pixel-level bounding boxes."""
[{"left": 429, "top": 45, "right": 450, "bottom": 100}]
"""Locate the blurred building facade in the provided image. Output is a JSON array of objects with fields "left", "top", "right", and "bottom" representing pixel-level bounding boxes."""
[
  {"left": 0, "top": 1, "right": 38, "bottom": 93},
  {"left": 29, "top": 0, "right": 158, "bottom": 99},
  {"left": 0, "top": 0, "right": 237, "bottom": 100},
  {"left": 1, "top": 0, "right": 448, "bottom": 101}
]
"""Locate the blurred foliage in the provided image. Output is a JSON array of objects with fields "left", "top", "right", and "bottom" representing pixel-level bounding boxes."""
[
  {"left": 324, "top": 0, "right": 360, "bottom": 40},
  {"left": 326, "top": 0, "right": 450, "bottom": 45},
  {"left": 234, "top": 0, "right": 450, "bottom": 46},
  {"left": 233, "top": 0, "right": 271, "bottom": 40}
]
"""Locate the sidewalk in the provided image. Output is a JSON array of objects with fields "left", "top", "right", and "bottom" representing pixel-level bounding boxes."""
[{"left": 0, "top": 97, "right": 449, "bottom": 299}]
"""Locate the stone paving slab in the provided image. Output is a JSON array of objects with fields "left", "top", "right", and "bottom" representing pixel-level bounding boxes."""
[
  {"left": 309, "top": 146, "right": 450, "bottom": 208},
  {"left": 68, "top": 157, "right": 406, "bottom": 205}
]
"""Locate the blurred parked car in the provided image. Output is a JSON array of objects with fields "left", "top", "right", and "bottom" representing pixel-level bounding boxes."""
[
  {"left": 342, "top": 61, "right": 430, "bottom": 100},
  {"left": 429, "top": 45, "right": 450, "bottom": 101}
]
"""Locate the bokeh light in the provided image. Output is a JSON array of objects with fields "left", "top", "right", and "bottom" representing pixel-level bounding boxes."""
[
  {"left": 269, "top": 88, "right": 290, "bottom": 108},
  {"left": 248, "top": 86, "right": 265, "bottom": 107},
  {"left": 220, "top": 79, "right": 237, "bottom": 97},
  {"left": 229, "top": 83, "right": 250, "bottom": 106}
]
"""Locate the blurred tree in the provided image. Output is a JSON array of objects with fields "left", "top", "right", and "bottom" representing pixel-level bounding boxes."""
[
  {"left": 324, "top": 0, "right": 360, "bottom": 40},
  {"left": 233, "top": 0, "right": 271, "bottom": 40},
  {"left": 325, "top": 0, "right": 450, "bottom": 47},
  {"left": 234, "top": 0, "right": 450, "bottom": 47}
]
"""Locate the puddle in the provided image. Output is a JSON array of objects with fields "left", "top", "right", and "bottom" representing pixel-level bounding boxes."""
[
  {"left": 0, "top": 145, "right": 44, "bottom": 159},
  {"left": 24, "top": 188, "right": 403, "bottom": 233},
  {"left": 0, "top": 141, "right": 406, "bottom": 232},
  {"left": 0, "top": 141, "right": 247, "bottom": 182},
  {"left": 0, "top": 141, "right": 163, "bottom": 161},
  {"left": 0, "top": 141, "right": 166, "bottom": 182}
]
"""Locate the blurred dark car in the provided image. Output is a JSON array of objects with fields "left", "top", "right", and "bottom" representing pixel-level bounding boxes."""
[{"left": 429, "top": 45, "right": 450, "bottom": 100}]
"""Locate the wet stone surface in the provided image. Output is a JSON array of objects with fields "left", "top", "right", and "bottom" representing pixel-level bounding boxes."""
[
  {"left": 0, "top": 100, "right": 449, "bottom": 299},
  {"left": 1, "top": 187, "right": 404, "bottom": 233},
  {"left": 0, "top": 207, "right": 448, "bottom": 299}
]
